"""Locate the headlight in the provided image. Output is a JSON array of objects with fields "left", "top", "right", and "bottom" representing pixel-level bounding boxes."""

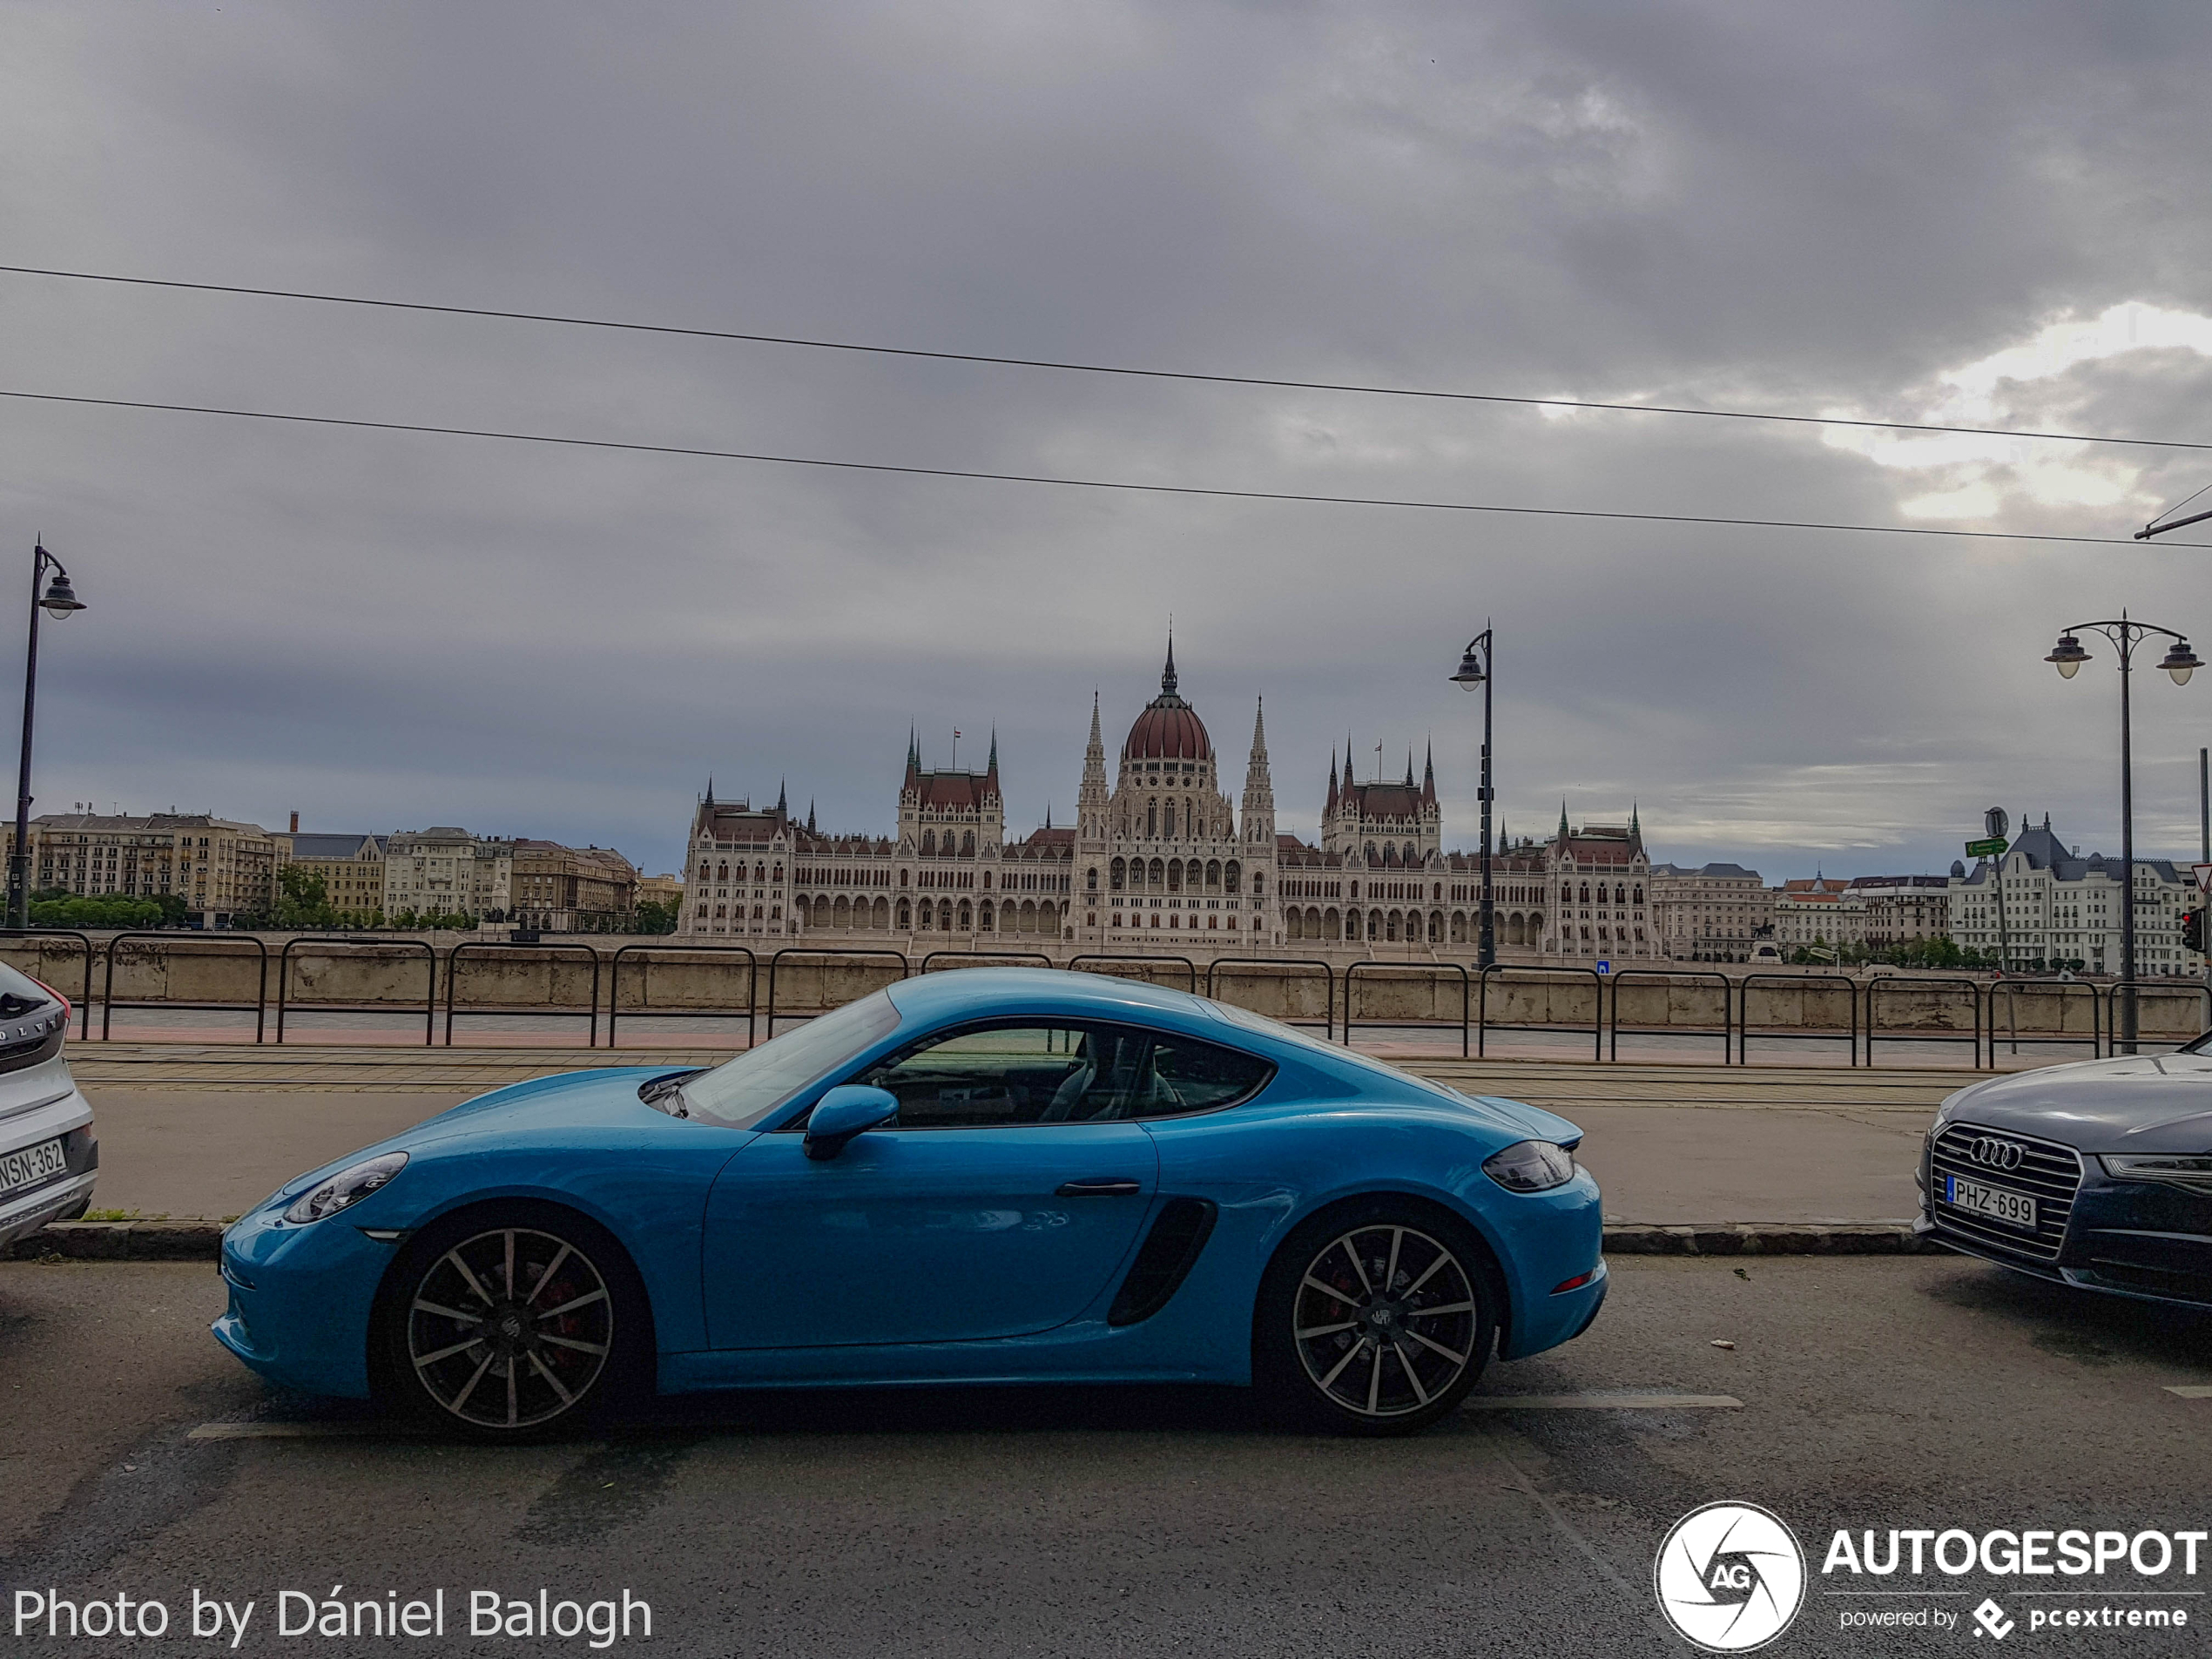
[
  {"left": 2100, "top": 1154, "right": 2212, "bottom": 1194},
  {"left": 1483, "top": 1140, "right": 1577, "bottom": 1193},
  {"left": 283, "top": 1152, "right": 408, "bottom": 1224}
]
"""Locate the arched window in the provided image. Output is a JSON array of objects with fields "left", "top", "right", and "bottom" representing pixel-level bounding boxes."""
[
  {"left": 980, "top": 900, "right": 995, "bottom": 931},
  {"left": 1147, "top": 799, "right": 1157, "bottom": 838},
  {"left": 1634, "top": 884, "right": 1644, "bottom": 905},
  {"left": 961, "top": 831, "right": 975, "bottom": 857},
  {"left": 1205, "top": 859, "right": 1222, "bottom": 890},
  {"left": 1366, "top": 841, "right": 1379, "bottom": 861},
  {"left": 1614, "top": 883, "right": 1625, "bottom": 905},
  {"left": 1579, "top": 882, "right": 1590, "bottom": 903},
  {"left": 1224, "top": 860, "right": 1242, "bottom": 895},
  {"left": 897, "top": 899, "right": 912, "bottom": 929},
  {"left": 1110, "top": 858, "right": 1125, "bottom": 891},
  {"left": 958, "top": 900, "right": 972, "bottom": 930},
  {"left": 899, "top": 867, "right": 909, "bottom": 887},
  {"left": 1149, "top": 857, "right": 1165, "bottom": 888},
  {"left": 1168, "top": 860, "right": 1183, "bottom": 893},
  {"left": 1086, "top": 867, "right": 1098, "bottom": 892},
  {"left": 921, "top": 829, "right": 935, "bottom": 856},
  {"left": 1253, "top": 872, "right": 1264, "bottom": 896}
]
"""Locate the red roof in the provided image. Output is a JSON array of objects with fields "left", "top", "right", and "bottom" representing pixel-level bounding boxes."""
[
  {"left": 915, "top": 772, "right": 993, "bottom": 809},
  {"left": 1122, "top": 646, "right": 1213, "bottom": 760}
]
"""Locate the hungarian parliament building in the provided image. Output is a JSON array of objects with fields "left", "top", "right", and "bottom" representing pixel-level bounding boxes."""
[{"left": 676, "top": 644, "right": 1659, "bottom": 961}]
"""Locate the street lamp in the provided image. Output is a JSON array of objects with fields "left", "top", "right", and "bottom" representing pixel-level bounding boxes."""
[
  {"left": 2046, "top": 614, "right": 2200, "bottom": 1053},
  {"left": 1450, "top": 625, "right": 1496, "bottom": 968},
  {"left": 10, "top": 543, "right": 86, "bottom": 929}
]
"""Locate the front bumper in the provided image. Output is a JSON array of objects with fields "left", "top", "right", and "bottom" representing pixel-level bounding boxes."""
[
  {"left": 1919, "top": 1130, "right": 2212, "bottom": 1309},
  {"left": 214, "top": 1204, "right": 402, "bottom": 1399}
]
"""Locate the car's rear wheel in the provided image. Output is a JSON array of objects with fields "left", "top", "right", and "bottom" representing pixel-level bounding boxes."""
[
  {"left": 1254, "top": 1199, "right": 1495, "bottom": 1435},
  {"left": 377, "top": 1204, "right": 644, "bottom": 1440}
]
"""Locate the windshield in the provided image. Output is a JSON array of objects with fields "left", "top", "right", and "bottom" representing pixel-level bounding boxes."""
[{"left": 679, "top": 989, "right": 904, "bottom": 1129}]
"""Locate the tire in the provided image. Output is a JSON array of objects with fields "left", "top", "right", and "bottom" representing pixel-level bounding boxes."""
[
  {"left": 374, "top": 1201, "right": 649, "bottom": 1441},
  {"left": 1252, "top": 1197, "right": 1497, "bottom": 1436}
]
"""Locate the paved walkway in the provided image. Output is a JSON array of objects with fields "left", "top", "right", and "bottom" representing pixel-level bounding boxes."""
[{"left": 69, "top": 1043, "right": 1981, "bottom": 1226}]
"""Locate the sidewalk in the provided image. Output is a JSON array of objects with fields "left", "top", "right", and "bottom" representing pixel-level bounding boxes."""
[{"left": 66, "top": 1043, "right": 1973, "bottom": 1225}]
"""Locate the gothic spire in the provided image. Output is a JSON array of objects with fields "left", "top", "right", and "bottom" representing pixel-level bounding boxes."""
[
  {"left": 776, "top": 778, "right": 787, "bottom": 815},
  {"left": 1162, "top": 624, "right": 1177, "bottom": 697},
  {"left": 1405, "top": 747, "right": 1415, "bottom": 788},
  {"left": 703, "top": 776, "right": 714, "bottom": 806},
  {"left": 1421, "top": 739, "right": 1437, "bottom": 806},
  {"left": 806, "top": 798, "right": 817, "bottom": 833},
  {"left": 1558, "top": 799, "right": 1569, "bottom": 839},
  {"left": 987, "top": 727, "right": 999, "bottom": 776}
]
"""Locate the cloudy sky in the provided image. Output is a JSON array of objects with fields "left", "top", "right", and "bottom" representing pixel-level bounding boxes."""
[{"left": 4, "top": 2, "right": 2212, "bottom": 880}]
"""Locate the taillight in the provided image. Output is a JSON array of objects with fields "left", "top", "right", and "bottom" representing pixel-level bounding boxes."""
[{"left": 28, "top": 975, "right": 70, "bottom": 1027}]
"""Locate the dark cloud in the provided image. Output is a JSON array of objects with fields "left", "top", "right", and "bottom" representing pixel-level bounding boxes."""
[{"left": 3, "top": 0, "right": 2211, "bottom": 879}]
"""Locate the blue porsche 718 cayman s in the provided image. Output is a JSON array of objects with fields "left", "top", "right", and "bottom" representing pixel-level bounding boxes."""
[{"left": 215, "top": 969, "right": 1606, "bottom": 1437}]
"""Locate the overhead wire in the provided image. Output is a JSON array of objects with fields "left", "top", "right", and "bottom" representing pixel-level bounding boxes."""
[
  {"left": 4, "top": 387, "right": 2205, "bottom": 550},
  {"left": 2, "top": 261, "right": 2208, "bottom": 455}
]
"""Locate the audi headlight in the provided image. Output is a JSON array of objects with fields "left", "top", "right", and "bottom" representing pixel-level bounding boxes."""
[
  {"left": 1483, "top": 1140, "right": 1577, "bottom": 1193},
  {"left": 283, "top": 1152, "right": 408, "bottom": 1224},
  {"left": 2100, "top": 1154, "right": 2212, "bottom": 1194}
]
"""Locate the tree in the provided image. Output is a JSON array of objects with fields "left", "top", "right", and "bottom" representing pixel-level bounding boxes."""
[{"left": 633, "top": 900, "right": 679, "bottom": 935}]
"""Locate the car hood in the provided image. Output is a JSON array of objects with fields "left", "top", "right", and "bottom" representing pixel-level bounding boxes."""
[{"left": 1944, "top": 1052, "right": 2212, "bottom": 1152}]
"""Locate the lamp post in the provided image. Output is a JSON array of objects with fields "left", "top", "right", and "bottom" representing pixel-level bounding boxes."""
[
  {"left": 9, "top": 543, "right": 85, "bottom": 929},
  {"left": 1450, "top": 625, "right": 1496, "bottom": 968},
  {"left": 2046, "top": 615, "right": 2200, "bottom": 1053}
]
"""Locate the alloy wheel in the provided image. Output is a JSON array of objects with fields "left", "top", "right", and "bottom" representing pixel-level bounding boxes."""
[
  {"left": 406, "top": 1226, "right": 613, "bottom": 1431},
  {"left": 1291, "top": 1224, "right": 1479, "bottom": 1419}
]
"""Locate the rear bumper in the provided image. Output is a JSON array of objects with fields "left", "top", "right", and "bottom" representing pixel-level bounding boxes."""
[{"left": 0, "top": 1084, "right": 97, "bottom": 1251}]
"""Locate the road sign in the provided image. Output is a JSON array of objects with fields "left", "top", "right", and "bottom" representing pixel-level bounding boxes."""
[
  {"left": 1965, "top": 837, "right": 2007, "bottom": 859},
  {"left": 1595, "top": 961, "right": 1611, "bottom": 974},
  {"left": 2195, "top": 863, "right": 2212, "bottom": 892}
]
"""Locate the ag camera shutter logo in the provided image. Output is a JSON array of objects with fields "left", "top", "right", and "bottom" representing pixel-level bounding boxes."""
[{"left": 1655, "top": 1501, "right": 1807, "bottom": 1652}]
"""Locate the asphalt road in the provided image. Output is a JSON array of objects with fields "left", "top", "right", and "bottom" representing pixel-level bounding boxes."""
[{"left": 5, "top": 1254, "right": 2211, "bottom": 1656}]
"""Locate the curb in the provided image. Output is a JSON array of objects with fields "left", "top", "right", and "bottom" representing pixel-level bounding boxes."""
[
  {"left": 1601, "top": 1223, "right": 1936, "bottom": 1255},
  {"left": 6, "top": 1219, "right": 228, "bottom": 1261},
  {"left": 8, "top": 1218, "right": 1939, "bottom": 1263}
]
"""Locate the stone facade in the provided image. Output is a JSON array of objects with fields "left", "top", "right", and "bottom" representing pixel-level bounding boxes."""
[
  {"left": 677, "top": 643, "right": 1657, "bottom": 961},
  {"left": 382, "top": 827, "right": 515, "bottom": 921},
  {"left": 1650, "top": 862, "right": 1771, "bottom": 962},
  {"left": 15, "top": 811, "right": 278, "bottom": 927},
  {"left": 1949, "top": 814, "right": 2203, "bottom": 975}
]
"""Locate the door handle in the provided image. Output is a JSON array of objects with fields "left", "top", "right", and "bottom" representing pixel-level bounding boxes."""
[{"left": 1056, "top": 1177, "right": 1143, "bottom": 1197}]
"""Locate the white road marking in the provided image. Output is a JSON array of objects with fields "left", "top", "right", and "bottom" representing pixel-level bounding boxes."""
[
  {"left": 1464, "top": 1393, "right": 1742, "bottom": 1411},
  {"left": 2163, "top": 1385, "right": 2212, "bottom": 1399},
  {"left": 186, "top": 1421, "right": 396, "bottom": 1440}
]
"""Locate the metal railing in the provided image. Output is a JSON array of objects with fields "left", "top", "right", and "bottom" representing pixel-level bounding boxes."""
[
  {"left": 102, "top": 931, "right": 268, "bottom": 1043},
  {"left": 1205, "top": 957, "right": 1336, "bottom": 1042},
  {"left": 2109, "top": 979, "right": 2212, "bottom": 1055},
  {"left": 1737, "top": 972, "right": 1860, "bottom": 1067},
  {"left": 763, "top": 947, "right": 910, "bottom": 1037},
  {"left": 1344, "top": 961, "right": 1470, "bottom": 1058},
  {"left": 276, "top": 936, "right": 436, "bottom": 1046},
  {"left": 0, "top": 928, "right": 95, "bottom": 1039},
  {"left": 1865, "top": 974, "right": 1984, "bottom": 1068},
  {"left": 445, "top": 940, "right": 603, "bottom": 1048},
  {"left": 1988, "top": 977, "right": 2102, "bottom": 1062},
  {"left": 918, "top": 949, "right": 1054, "bottom": 974},
  {"left": 1477, "top": 964, "right": 1602, "bottom": 1062},
  {"left": 1066, "top": 954, "right": 1199, "bottom": 993},
  {"left": 607, "top": 943, "right": 756, "bottom": 1049},
  {"left": 1608, "top": 968, "right": 1731, "bottom": 1063}
]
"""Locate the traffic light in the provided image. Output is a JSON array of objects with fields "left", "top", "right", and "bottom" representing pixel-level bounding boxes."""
[{"left": 2183, "top": 908, "right": 2205, "bottom": 954}]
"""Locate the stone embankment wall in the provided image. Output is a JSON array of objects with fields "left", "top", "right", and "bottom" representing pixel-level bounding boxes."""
[{"left": 0, "top": 932, "right": 2199, "bottom": 1040}]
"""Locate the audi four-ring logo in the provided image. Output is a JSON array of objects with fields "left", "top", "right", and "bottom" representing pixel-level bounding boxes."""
[{"left": 1970, "top": 1136, "right": 2026, "bottom": 1171}]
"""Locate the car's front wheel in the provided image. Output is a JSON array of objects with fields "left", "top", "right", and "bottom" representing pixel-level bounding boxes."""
[
  {"left": 377, "top": 1204, "right": 644, "bottom": 1440},
  {"left": 1254, "top": 1200, "right": 1496, "bottom": 1435}
]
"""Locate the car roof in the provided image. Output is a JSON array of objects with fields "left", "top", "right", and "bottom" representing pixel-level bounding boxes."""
[{"left": 885, "top": 967, "right": 1221, "bottom": 1030}]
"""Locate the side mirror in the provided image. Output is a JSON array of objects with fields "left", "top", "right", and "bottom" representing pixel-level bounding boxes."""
[{"left": 803, "top": 1084, "right": 900, "bottom": 1161}]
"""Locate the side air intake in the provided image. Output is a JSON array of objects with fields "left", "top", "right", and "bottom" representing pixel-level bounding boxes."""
[{"left": 1108, "top": 1197, "right": 1218, "bottom": 1326}]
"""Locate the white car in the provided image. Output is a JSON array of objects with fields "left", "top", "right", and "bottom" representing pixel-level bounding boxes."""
[{"left": 0, "top": 962, "right": 94, "bottom": 1251}]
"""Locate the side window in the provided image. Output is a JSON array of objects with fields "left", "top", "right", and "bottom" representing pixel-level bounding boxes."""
[
  {"left": 856, "top": 1025, "right": 1133, "bottom": 1129},
  {"left": 1135, "top": 1035, "right": 1274, "bottom": 1117},
  {"left": 846, "top": 1024, "right": 1271, "bottom": 1126}
]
